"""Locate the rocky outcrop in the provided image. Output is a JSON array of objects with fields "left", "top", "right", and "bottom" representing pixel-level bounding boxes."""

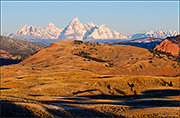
[{"left": 154, "top": 39, "right": 179, "bottom": 57}]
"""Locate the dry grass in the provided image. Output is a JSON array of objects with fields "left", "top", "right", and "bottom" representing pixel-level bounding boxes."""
[{"left": 1, "top": 71, "right": 180, "bottom": 117}]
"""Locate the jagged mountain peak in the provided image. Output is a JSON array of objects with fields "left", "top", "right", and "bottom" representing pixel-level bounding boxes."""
[
  {"left": 87, "top": 22, "right": 95, "bottom": 25},
  {"left": 14, "top": 24, "right": 36, "bottom": 35},
  {"left": 71, "top": 17, "right": 80, "bottom": 23},
  {"left": 62, "top": 18, "right": 85, "bottom": 38},
  {"left": 36, "top": 26, "right": 46, "bottom": 33},
  {"left": 23, "top": 24, "right": 34, "bottom": 28},
  {"left": 48, "top": 22, "right": 55, "bottom": 26},
  {"left": 86, "top": 22, "right": 96, "bottom": 27},
  {"left": 67, "top": 17, "right": 83, "bottom": 29},
  {"left": 20, "top": 24, "right": 35, "bottom": 31},
  {"left": 45, "top": 22, "right": 57, "bottom": 29},
  {"left": 45, "top": 22, "right": 61, "bottom": 32},
  {"left": 37, "top": 26, "right": 43, "bottom": 29},
  {"left": 84, "top": 22, "right": 97, "bottom": 30},
  {"left": 67, "top": 17, "right": 81, "bottom": 28},
  {"left": 99, "top": 24, "right": 106, "bottom": 28}
]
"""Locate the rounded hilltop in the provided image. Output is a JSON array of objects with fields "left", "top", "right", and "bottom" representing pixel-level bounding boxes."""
[{"left": 2, "top": 40, "right": 179, "bottom": 78}]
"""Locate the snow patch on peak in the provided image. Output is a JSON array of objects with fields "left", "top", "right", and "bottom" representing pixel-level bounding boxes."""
[
  {"left": 37, "top": 26, "right": 43, "bottom": 30},
  {"left": 21, "top": 25, "right": 35, "bottom": 32},
  {"left": 45, "top": 23, "right": 57, "bottom": 29},
  {"left": 88, "top": 22, "right": 95, "bottom": 26},
  {"left": 66, "top": 18, "right": 84, "bottom": 31},
  {"left": 47, "top": 22, "right": 55, "bottom": 26},
  {"left": 71, "top": 17, "right": 80, "bottom": 23},
  {"left": 68, "top": 17, "right": 81, "bottom": 28},
  {"left": 14, "top": 24, "right": 36, "bottom": 35},
  {"left": 99, "top": 24, "right": 106, "bottom": 28},
  {"left": 85, "top": 22, "right": 97, "bottom": 31}
]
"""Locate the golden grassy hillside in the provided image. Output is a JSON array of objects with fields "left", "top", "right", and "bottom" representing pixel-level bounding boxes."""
[{"left": 1, "top": 40, "right": 179, "bottom": 78}]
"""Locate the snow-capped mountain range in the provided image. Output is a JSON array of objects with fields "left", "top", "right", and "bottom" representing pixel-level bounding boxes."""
[
  {"left": 4, "top": 23, "right": 63, "bottom": 40},
  {"left": 2, "top": 17, "right": 179, "bottom": 45},
  {"left": 59, "top": 18, "right": 127, "bottom": 40},
  {"left": 3, "top": 17, "right": 127, "bottom": 41},
  {"left": 128, "top": 30, "right": 179, "bottom": 39}
]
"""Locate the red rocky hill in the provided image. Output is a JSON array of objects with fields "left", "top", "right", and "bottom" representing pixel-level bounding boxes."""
[{"left": 154, "top": 37, "right": 179, "bottom": 57}]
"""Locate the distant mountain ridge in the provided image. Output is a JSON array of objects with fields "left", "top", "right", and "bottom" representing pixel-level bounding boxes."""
[
  {"left": 2, "top": 17, "right": 179, "bottom": 45},
  {"left": 0, "top": 36, "right": 46, "bottom": 66},
  {"left": 128, "top": 30, "right": 178, "bottom": 39},
  {"left": 112, "top": 37, "right": 164, "bottom": 49}
]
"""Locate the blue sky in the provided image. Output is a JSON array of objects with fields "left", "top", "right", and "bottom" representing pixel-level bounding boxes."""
[{"left": 1, "top": 1, "right": 179, "bottom": 35}]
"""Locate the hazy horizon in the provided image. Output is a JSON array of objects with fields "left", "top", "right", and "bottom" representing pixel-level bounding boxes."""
[{"left": 1, "top": 1, "right": 179, "bottom": 35}]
